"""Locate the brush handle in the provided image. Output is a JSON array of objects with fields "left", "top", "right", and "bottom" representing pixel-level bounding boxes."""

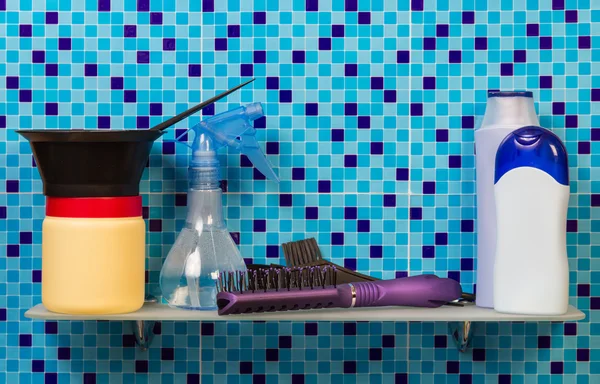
[
  {"left": 338, "top": 274, "right": 462, "bottom": 309},
  {"left": 217, "top": 274, "right": 462, "bottom": 315}
]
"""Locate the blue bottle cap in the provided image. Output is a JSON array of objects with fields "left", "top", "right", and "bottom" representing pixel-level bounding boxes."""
[
  {"left": 495, "top": 126, "right": 569, "bottom": 186},
  {"left": 488, "top": 91, "right": 533, "bottom": 98}
]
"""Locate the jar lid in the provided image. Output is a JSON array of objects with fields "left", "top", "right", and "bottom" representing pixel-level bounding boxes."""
[{"left": 46, "top": 196, "right": 142, "bottom": 218}]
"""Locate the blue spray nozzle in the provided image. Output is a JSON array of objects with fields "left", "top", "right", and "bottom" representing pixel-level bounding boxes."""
[{"left": 176, "top": 102, "right": 279, "bottom": 183}]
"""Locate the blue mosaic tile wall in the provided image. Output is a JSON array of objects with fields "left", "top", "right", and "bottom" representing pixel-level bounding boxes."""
[{"left": 1, "top": 0, "right": 598, "bottom": 382}]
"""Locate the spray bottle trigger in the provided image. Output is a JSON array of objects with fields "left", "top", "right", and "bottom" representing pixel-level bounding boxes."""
[{"left": 240, "top": 135, "right": 280, "bottom": 183}]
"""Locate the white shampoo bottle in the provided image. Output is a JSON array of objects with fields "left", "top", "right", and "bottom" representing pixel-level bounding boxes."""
[
  {"left": 493, "top": 127, "right": 570, "bottom": 315},
  {"left": 474, "top": 91, "right": 540, "bottom": 308}
]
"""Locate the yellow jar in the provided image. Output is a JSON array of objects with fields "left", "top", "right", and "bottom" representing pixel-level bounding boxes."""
[{"left": 42, "top": 197, "right": 145, "bottom": 315}]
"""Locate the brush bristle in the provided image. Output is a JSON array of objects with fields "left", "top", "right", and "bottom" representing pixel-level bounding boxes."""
[{"left": 216, "top": 266, "right": 337, "bottom": 293}]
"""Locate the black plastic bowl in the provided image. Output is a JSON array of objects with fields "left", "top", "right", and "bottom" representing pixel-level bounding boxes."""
[{"left": 17, "top": 129, "right": 164, "bottom": 197}]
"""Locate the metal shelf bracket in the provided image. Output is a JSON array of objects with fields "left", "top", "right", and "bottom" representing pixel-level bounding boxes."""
[{"left": 448, "top": 321, "right": 476, "bottom": 352}]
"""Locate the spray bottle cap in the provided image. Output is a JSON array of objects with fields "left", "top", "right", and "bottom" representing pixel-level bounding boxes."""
[{"left": 176, "top": 102, "right": 279, "bottom": 183}]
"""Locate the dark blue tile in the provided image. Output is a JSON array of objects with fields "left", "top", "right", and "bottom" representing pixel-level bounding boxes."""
[
  {"left": 460, "top": 220, "right": 474, "bottom": 232},
  {"left": 436, "top": 25, "right": 448, "bottom": 37},
  {"left": 344, "top": 258, "right": 357, "bottom": 270},
  {"left": 266, "top": 77, "right": 279, "bottom": 89},
  {"left": 460, "top": 259, "right": 474, "bottom": 271},
  {"left": 280, "top": 194, "right": 293, "bottom": 207},
  {"left": 305, "top": 207, "right": 318, "bottom": 220},
  {"left": 305, "top": 103, "right": 318, "bottom": 116},
  {"left": 345, "top": 103, "right": 358, "bottom": 115},
  {"left": 344, "top": 155, "right": 357, "bottom": 167},
  {"left": 189, "top": 64, "right": 201, "bottom": 77},
  {"left": 396, "top": 168, "right": 409, "bottom": 181},
  {"left": 435, "top": 233, "right": 447, "bottom": 245},
  {"left": 357, "top": 220, "right": 370, "bottom": 232},
  {"left": 19, "top": 334, "right": 32, "bottom": 347},
  {"left": 201, "top": 322, "right": 214, "bottom": 336},
  {"left": 371, "top": 77, "right": 383, "bottom": 90},
  {"left": 550, "top": 362, "right": 563, "bottom": 374},
  {"left": 344, "top": 323, "right": 356, "bottom": 335},
  {"left": 423, "top": 181, "right": 435, "bottom": 194},
  {"left": 163, "top": 38, "right": 176, "bottom": 51},
  {"left": 472, "top": 349, "right": 486, "bottom": 361},
  {"left": 345, "top": 207, "right": 357, "bottom": 220},
  {"left": 462, "top": 11, "right": 474, "bottom": 24},
  {"left": 304, "top": 323, "right": 318, "bottom": 336},
  {"left": 369, "top": 348, "right": 382, "bottom": 361},
  {"left": 279, "top": 336, "right": 292, "bottom": 348},
  {"left": 45, "top": 322, "right": 58, "bottom": 334},
  {"left": 434, "top": 335, "right": 447, "bottom": 348},
  {"left": 253, "top": 12, "right": 266, "bottom": 24},
  {"left": 540, "top": 36, "right": 552, "bottom": 49},
  {"left": 292, "top": 374, "right": 305, "bottom": 384},
  {"left": 253, "top": 220, "right": 266, "bottom": 232},
  {"left": 358, "top": 12, "right": 370, "bottom": 24},
  {"left": 370, "top": 245, "right": 382, "bottom": 258},
  {"left": 138, "top": 0, "right": 149, "bottom": 11},
  {"left": 58, "top": 347, "right": 71, "bottom": 360},
  {"left": 446, "top": 361, "right": 459, "bottom": 374},
  {"left": 449, "top": 51, "right": 461, "bottom": 63},
  {"left": 384, "top": 90, "right": 396, "bottom": 103},
  {"left": 383, "top": 194, "right": 396, "bottom": 207},
  {"left": 410, "top": 207, "right": 422, "bottom": 220},
  {"left": 410, "top": 103, "right": 423, "bottom": 116},
  {"left": 577, "top": 284, "right": 590, "bottom": 297},
  {"left": 318, "top": 180, "right": 331, "bottom": 193},
  {"left": 292, "top": 167, "right": 305, "bottom": 180},
  {"left": 266, "top": 349, "right": 279, "bottom": 361},
  {"left": 526, "top": 23, "right": 539, "bottom": 36},
  {"left": 161, "top": 348, "right": 174, "bottom": 360},
  {"left": 449, "top": 155, "right": 461, "bottom": 168},
  {"left": 254, "top": 51, "right": 266, "bottom": 63},
  {"left": 422, "top": 246, "right": 435, "bottom": 258},
  {"left": 343, "top": 361, "right": 357, "bottom": 374},
  {"left": 46, "top": 12, "right": 58, "bottom": 24},
  {"left": 318, "top": 37, "right": 331, "bottom": 50},
  {"left": 565, "top": 10, "right": 577, "bottom": 23},
  {"left": 215, "top": 38, "right": 227, "bottom": 51},
  {"left": 202, "top": 0, "right": 214, "bottom": 11},
  {"left": 423, "top": 37, "right": 436, "bottom": 50},
  {"left": 135, "top": 360, "right": 148, "bottom": 373},
  {"left": 20, "top": 24, "right": 32, "bottom": 37},
  {"left": 292, "top": 50, "right": 305, "bottom": 63},
  {"left": 332, "top": 25, "right": 344, "bottom": 37},
  {"left": 579, "top": 36, "right": 591, "bottom": 49},
  {"left": 475, "top": 37, "right": 487, "bottom": 50},
  {"left": 228, "top": 25, "right": 240, "bottom": 37},
  {"left": 241, "top": 63, "right": 253, "bottom": 76},
  {"left": 32, "top": 360, "right": 44, "bottom": 372},
  {"left": 577, "top": 349, "right": 590, "bottom": 361},
  {"left": 382, "top": 335, "right": 395, "bottom": 348},
  {"left": 396, "top": 51, "right": 410, "bottom": 63},
  {"left": 150, "top": 12, "right": 162, "bottom": 24},
  {"left": 344, "top": 0, "right": 357, "bottom": 11},
  {"left": 358, "top": 116, "right": 370, "bottom": 128},
  {"left": 565, "top": 115, "right": 578, "bottom": 128}
]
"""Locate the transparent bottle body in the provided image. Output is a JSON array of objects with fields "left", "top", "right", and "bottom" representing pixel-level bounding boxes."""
[{"left": 159, "top": 187, "right": 246, "bottom": 310}]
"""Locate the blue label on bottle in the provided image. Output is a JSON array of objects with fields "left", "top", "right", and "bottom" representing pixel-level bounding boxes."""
[{"left": 494, "top": 126, "right": 569, "bottom": 186}]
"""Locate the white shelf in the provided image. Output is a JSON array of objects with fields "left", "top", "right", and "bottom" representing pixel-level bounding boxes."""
[{"left": 25, "top": 302, "right": 585, "bottom": 322}]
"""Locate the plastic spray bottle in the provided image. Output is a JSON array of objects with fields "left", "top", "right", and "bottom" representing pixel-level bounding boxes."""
[{"left": 159, "top": 102, "right": 279, "bottom": 310}]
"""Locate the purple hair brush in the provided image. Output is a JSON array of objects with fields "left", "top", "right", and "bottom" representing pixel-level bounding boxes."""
[{"left": 216, "top": 267, "right": 463, "bottom": 316}]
